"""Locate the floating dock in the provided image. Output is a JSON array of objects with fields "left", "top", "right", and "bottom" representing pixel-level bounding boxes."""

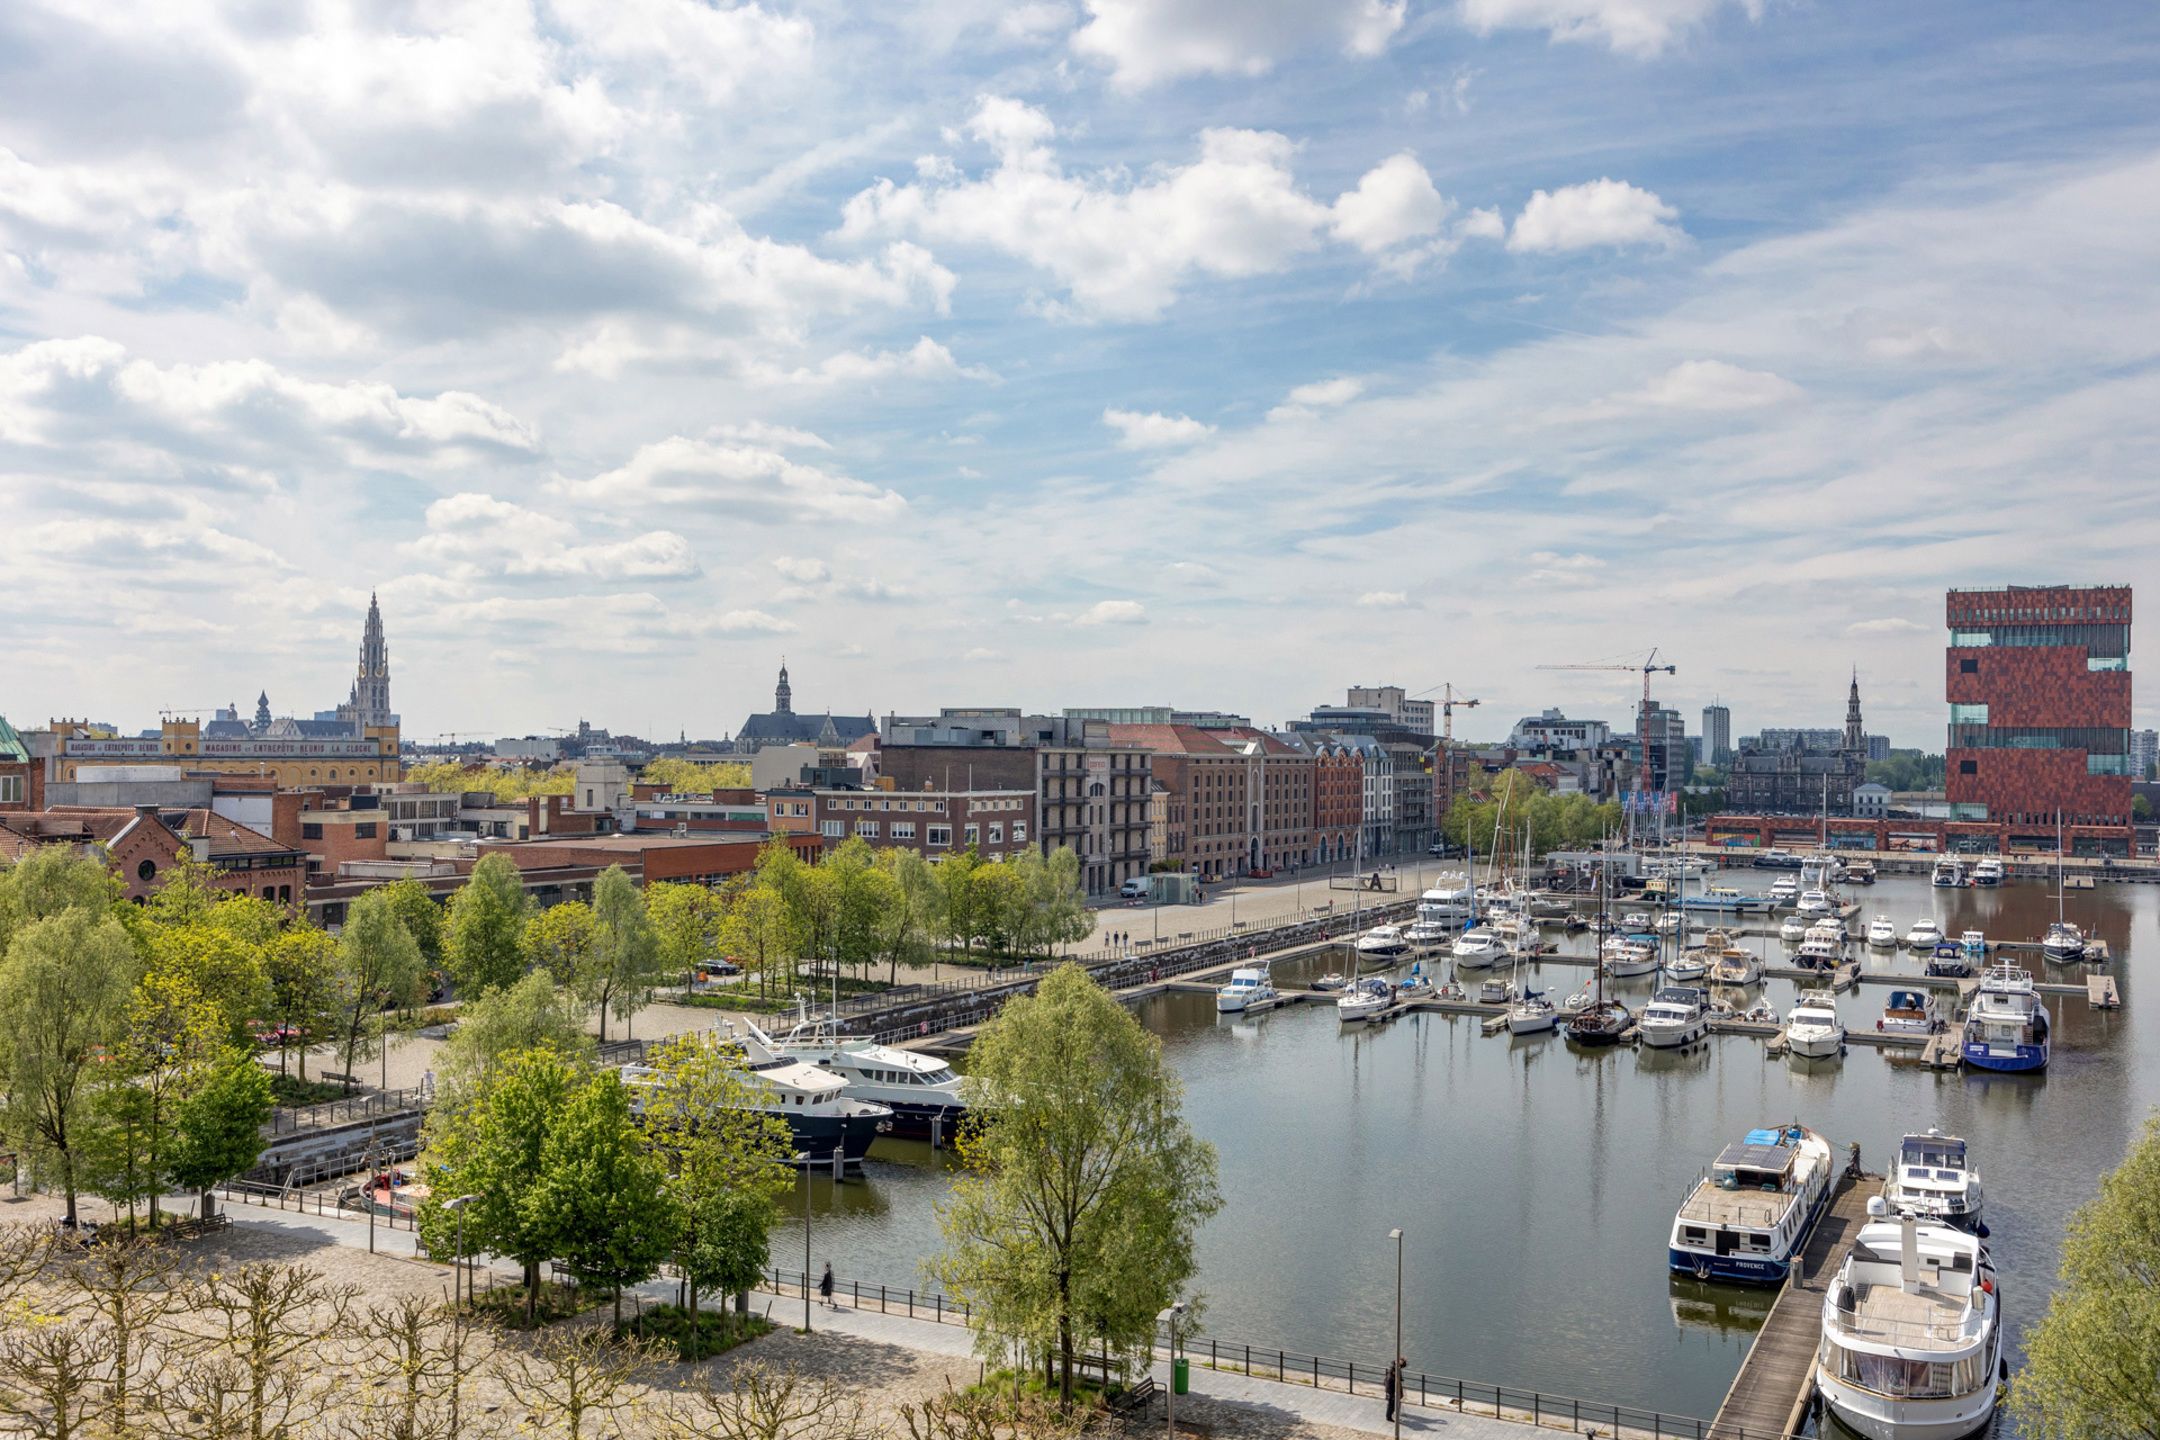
[{"left": 1705, "top": 1172, "right": 1877, "bottom": 1440}]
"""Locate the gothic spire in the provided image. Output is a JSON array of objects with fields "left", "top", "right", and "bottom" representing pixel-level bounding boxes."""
[
  {"left": 1843, "top": 668, "right": 1865, "bottom": 753},
  {"left": 775, "top": 657, "right": 793, "bottom": 716}
]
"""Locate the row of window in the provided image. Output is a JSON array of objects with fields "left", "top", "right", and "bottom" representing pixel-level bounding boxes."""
[
  {"left": 1948, "top": 726, "right": 2128, "bottom": 754},
  {"left": 1949, "top": 622, "right": 2129, "bottom": 655}
]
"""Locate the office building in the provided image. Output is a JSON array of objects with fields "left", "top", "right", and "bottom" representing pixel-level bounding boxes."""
[{"left": 1700, "top": 702, "right": 1731, "bottom": 765}]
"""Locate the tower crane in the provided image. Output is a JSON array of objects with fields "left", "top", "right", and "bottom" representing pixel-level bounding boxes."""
[
  {"left": 1535, "top": 648, "right": 1677, "bottom": 800},
  {"left": 1407, "top": 681, "right": 1481, "bottom": 741}
]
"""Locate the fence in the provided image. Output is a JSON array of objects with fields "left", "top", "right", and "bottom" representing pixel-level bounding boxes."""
[{"left": 265, "top": 1085, "right": 431, "bottom": 1135}]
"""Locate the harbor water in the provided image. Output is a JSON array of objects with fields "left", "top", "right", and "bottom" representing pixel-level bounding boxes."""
[{"left": 797, "top": 870, "right": 2156, "bottom": 1431}]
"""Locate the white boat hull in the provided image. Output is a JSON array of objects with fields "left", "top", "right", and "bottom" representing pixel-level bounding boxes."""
[
  {"left": 1451, "top": 946, "right": 1505, "bottom": 969},
  {"left": 1639, "top": 1018, "right": 1708, "bottom": 1049},
  {"left": 1603, "top": 959, "right": 1659, "bottom": 979},
  {"left": 1787, "top": 1026, "right": 1844, "bottom": 1059},
  {"left": 1818, "top": 1372, "right": 1998, "bottom": 1440},
  {"left": 1337, "top": 998, "right": 1389, "bottom": 1024},
  {"left": 1507, "top": 1007, "right": 1558, "bottom": 1035}
]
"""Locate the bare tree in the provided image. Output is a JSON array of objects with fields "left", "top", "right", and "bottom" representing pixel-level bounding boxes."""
[
  {"left": 177, "top": 1262, "right": 356, "bottom": 1440},
  {"left": 338, "top": 1292, "right": 501, "bottom": 1440},
  {"left": 0, "top": 1223, "right": 54, "bottom": 1310},
  {"left": 65, "top": 1237, "right": 185, "bottom": 1438},
  {"left": 661, "top": 1363, "right": 877, "bottom": 1440},
  {"left": 897, "top": 1382, "right": 1095, "bottom": 1440},
  {"left": 494, "top": 1325, "right": 659, "bottom": 1440},
  {"left": 0, "top": 1316, "right": 110, "bottom": 1440},
  {"left": 145, "top": 1352, "right": 257, "bottom": 1440}
]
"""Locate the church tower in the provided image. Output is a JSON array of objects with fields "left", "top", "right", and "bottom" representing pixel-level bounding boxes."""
[
  {"left": 253, "top": 691, "right": 271, "bottom": 733},
  {"left": 341, "top": 593, "right": 393, "bottom": 731},
  {"left": 1843, "top": 669, "right": 1865, "bottom": 753},
  {"left": 775, "top": 659, "right": 793, "bottom": 716}
]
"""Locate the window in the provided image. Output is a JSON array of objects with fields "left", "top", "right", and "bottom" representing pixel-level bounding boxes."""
[
  {"left": 1958, "top": 657, "right": 1979, "bottom": 674},
  {"left": 302, "top": 822, "right": 324, "bottom": 840},
  {"left": 891, "top": 821, "right": 916, "bottom": 839},
  {"left": 1012, "top": 821, "right": 1027, "bottom": 843},
  {"left": 355, "top": 822, "right": 377, "bottom": 839},
  {"left": 926, "top": 824, "right": 951, "bottom": 847},
  {"left": 137, "top": 859, "right": 157, "bottom": 882},
  {"left": 0, "top": 775, "right": 20, "bottom": 804},
  {"left": 856, "top": 820, "right": 880, "bottom": 837},
  {"left": 988, "top": 823, "right": 1004, "bottom": 844},
  {"left": 1959, "top": 760, "right": 1977, "bottom": 775},
  {"left": 1948, "top": 703, "right": 1988, "bottom": 725},
  {"left": 821, "top": 819, "right": 845, "bottom": 837},
  {"left": 964, "top": 823, "right": 980, "bottom": 847}
]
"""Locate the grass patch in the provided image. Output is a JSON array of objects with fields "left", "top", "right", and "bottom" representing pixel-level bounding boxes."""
[
  {"left": 467, "top": 1281, "right": 605, "bottom": 1330},
  {"left": 967, "top": 1367, "right": 1113, "bottom": 1411},
  {"left": 618, "top": 1303, "right": 773, "bottom": 1361},
  {"left": 266, "top": 1074, "right": 347, "bottom": 1107}
]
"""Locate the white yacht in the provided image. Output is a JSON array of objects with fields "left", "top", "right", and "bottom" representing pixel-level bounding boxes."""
[
  {"left": 1960, "top": 964, "right": 2049, "bottom": 1073},
  {"left": 1969, "top": 855, "right": 2004, "bottom": 888},
  {"left": 1797, "top": 921, "right": 1845, "bottom": 971},
  {"left": 1769, "top": 876, "right": 1801, "bottom": 904},
  {"left": 1711, "top": 949, "right": 1765, "bottom": 986},
  {"left": 1904, "top": 918, "right": 1944, "bottom": 950},
  {"left": 1491, "top": 913, "right": 1541, "bottom": 952},
  {"left": 1639, "top": 986, "right": 1711, "bottom": 1049},
  {"left": 772, "top": 1014, "right": 964, "bottom": 1142},
  {"left": 1668, "top": 1124, "right": 1834, "bottom": 1284},
  {"left": 1785, "top": 990, "right": 1845, "bottom": 1059},
  {"left": 1779, "top": 914, "right": 1809, "bottom": 944},
  {"left": 1881, "top": 1130, "right": 1985, "bottom": 1233},
  {"left": 1865, "top": 916, "right": 1899, "bottom": 948},
  {"left": 1817, "top": 1206, "right": 2002, "bottom": 1440},
  {"left": 2040, "top": 919, "right": 2085, "bottom": 965},
  {"left": 1600, "top": 935, "right": 1660, "bottom": 979},
  {"left": 1507, "top": 988, "right": 1558, "bottom": 1035},
  {"left": 1403, "top": 917, "right": 1453, "bottom": 951},
  {"left": 1355, "top": 924, "right": 1410, "bottom": 964},
  {"left": 1665, "top": 950, "right": 1710, "bottom": 984},
  {"left": 1450, "top": 926, "right": 1507, "bottom": 968},
  {"left": 625, "top": 1023, "right": 892, "bottom": 1167},
  {"left": 1655, "top": 911, "right": 1684, "bottom": 935},
  {"left": 1878, "top": 988, "right": 1943, "bottom": 1036},
  {"left": 1416, "top": 874, "right": 1474, "bottom": 924},
  {"left": 1621, "top": 908, "right": 1653, "bottom": 930},
  {"left": 1930, "top": 856, "right": 1966, "bottom": 888},
  {"left": 1215, "top": 966, "right": 1278, "bottom": 1013},
  {"left": 1795, "top": 887, "right": 1836, "bottom": 919},
  {"left": 1800, "top": 852, "right": 1843, "bottom": 886},
  {"left": 1336, "top": 976, "right": 1392, "bottom": 1025}
]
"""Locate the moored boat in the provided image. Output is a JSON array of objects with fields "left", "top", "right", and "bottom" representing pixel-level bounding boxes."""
[
  {"left": 1785, "top": 990, "right": 1846, "bottom": 1060},
  {"left": 1355, "top": 924, "right": 1410, "bottom": 965},
  {"left": 1215, "top": 966, "right": 1278, "bottom": 1013},
  {"left": 1903, "top": 918, "right": 1944, "bottom": 950},
  {"left": 1930, "top": 856, "right": 1966, "bottom": 888},
  {"left": 1601, "top": 934, "right": 1660, "bottom": 979},
  {"left": 1969, "top": 855, "right": 2003, "bottom": 888},
  {"left": 1960, "top": 964, "right": 2048, "bottom": 1073},
  {"left": 1877, "top": 988, "right": 1943, "bottom": 1036},
  {"left": 1639, "top": 986, "right": 1711, "bottom": 1049},
  {"left": 1668, "top": 1124, "right": 1834, "bottom": 1284},
  {"left": 1864, "top": 916, "right": 1898, "bottom": 948},
  {"left": 773, "top": 1013, "right": 964, "bottom": 1142},
  {"left": 624, "top": 1023, "right": 892, "bottom": 1167},
  {"left": 1881, "top": 1130, "right": 1985, "bottom": 1232},
  {"left": 1336, "top": 976, "right": 1392, "bottom": 1025}
]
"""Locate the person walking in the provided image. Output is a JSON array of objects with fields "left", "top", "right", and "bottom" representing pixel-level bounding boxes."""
[
  {"left": 818, "top": 1263, "right": 835, "bottom": 1310},
  {"left": 1383, "top": 1357, "right": 1401, "bottom": 1421}
]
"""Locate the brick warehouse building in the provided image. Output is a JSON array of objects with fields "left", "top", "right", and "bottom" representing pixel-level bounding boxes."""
[{"left": 1946, "top": 584, "right": 2133, "bottom": 843}]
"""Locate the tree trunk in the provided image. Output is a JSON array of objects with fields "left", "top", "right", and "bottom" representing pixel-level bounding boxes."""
[
  {"left": 1057, "top": 1271, "right": 1075, "bottom": 1404},
  {"left": 687, "top": 1279, "right": 699, "bottom": 1360},
  {"left": 525, "top": 1262, "right": 539, "bottom": 1325},
  {"left": 201, "top": 1187, "right": 217, "bottom": 1219}
]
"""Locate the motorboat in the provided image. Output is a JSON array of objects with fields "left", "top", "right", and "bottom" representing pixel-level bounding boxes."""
[
  {"left": 1477, "top": 977, "right": 1512, "bottom": 1005},
  {"left": 1450, "top": 926, "right": 1507, "bottom": 968},
  {"left": 2039, "top": 920, "right": 2086, "bottom": 965},
  {"left": 1957, "top": 931, "right": 1988, "bottom": 965},
  {"left": 624, "top": 1023, "right": 892, "bottom": 1168},
  {"left": 1877, "top": 989, "right": 1943, "bottom": 1036},
  {"left": 1523, "top": 892, "right": 1575, "bottom": 918},
  {"left": 1621, "top": 908, "right": 1653, "bottom": 930},
  {"left": 1865, "top": 916, "right": 1899, "bottom": 948},
  {"left": 1881, "top": 1130, "right": 1985, "bottom": 1233},
  {"left": 1796, "top": 920, "right": 1845, "bottom": 971},
  {"left": 1680, "top": 886, "right": 1776, "bottom": 915},
  {"left": 1960, "top": 964, "right": 2049, "bottom": 1073},
  {"left": 1490, "top": 913, "right": 1541, "bottom": 952},
  {"left": 1355, "top": 924, "right": 1411, "bottom": 964},
  {"left": 1643, "top": 854, "right": 1713, "bottom": 880},
  {"left": 1668, "top": 1124, "right": 1834, "bottom": 1284},
  {"left": 1666, "top": 950, "right": 1710, "bottom": 984},
  {"left": 1639, "top": 987, "right": 1711, "bottom": 1049},
  {"left": 1418, "top": 872, "right": 1475, "bottom": 922},
  {"left": 772, "top": 1013, "right": 965, "bottom": 1141},
  {"left": 1311, "top": 971, "right": 1347, "bottom": 992},
  {"left": 1601, "top": 934, "right": 1660, "bottom": 979},
  {"left": 1970, "top": 855, "right": 2004, "bottom": 888},
  {"left": 1795, "top": 887, "right": 1836, "bottom": 919},
  {"left": 1930, "top": 856, "right": 1965, "bottom": 888},
  {"left": 1656, "top": 911, "right": 1684, "bottom": 935},
  {"left": 1799, "top": 852, "right": 1843, "bottom": 886},
  {"left": 1507, "top": 988, "right": 1558, "bottom": 1035},
  {"left": 1336, "top": 976, "right": 1393, "bottom": 1025},
  {"left": 1778, "top": 915, "right": 1809, "bottom": 944},
  {"left": 1904, "top": 918, "right": 1944, "bottom": 950},
  {"left": 1215, "top": 966, "right": 1278, "bottom": 1013},
  {"left": 1752, "top": 849, "right": 1805, "bottom": 870},
  {"left": 1769, "top": 876, "right": 1801, "bottom": 905},
  {"left": 1785, "top": 990, "right": 1845, "bottom": 1060},
  {"left": 1403, "top": 918, "right": 1454, "bottom": 951},
  {"left": 1711, "top": 950, "right": 1764, "bottom": 987},
  {"left": 1843, "top": 861, "right": 1878, "bottom": 885},
  {"left": 1816, "top": 1205, "right": 2002, "bottom": 1440},
  {"left": 1923, "top": 945, "right": 1973, "bottom": 979}
]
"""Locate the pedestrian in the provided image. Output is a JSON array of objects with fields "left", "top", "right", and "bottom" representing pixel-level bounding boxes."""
[
  {"left": 1383, "top": 1357, "right": 1401, "bottom": 1421},
  {"left": 819, "top": 1263, "right": 836, "bottom": 1309}
]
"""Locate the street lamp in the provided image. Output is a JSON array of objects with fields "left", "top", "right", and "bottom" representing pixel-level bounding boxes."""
[
  {"left": 1388, "top": 1227, "right": 1405, "bottom": 1440},
  {"left": 1157, "top": 1301, "right": 1186, "bottom": 1439},
  {"left": 444, "top": 1194, "right": 478, "bottom": 1308},
  {"left": 796, "top": 1153, "right": 814, "bottom": 1333}
]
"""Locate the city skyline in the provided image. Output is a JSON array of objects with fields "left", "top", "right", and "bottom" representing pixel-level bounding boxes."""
[{"left": 2, "top": 3, "right": 2157, "bottom": 743}]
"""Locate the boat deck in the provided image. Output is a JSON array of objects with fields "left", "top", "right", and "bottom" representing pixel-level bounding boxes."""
[
  {"left": 1841, "top": 1282, "right": 1970, "bottom": 1349},
  {"left": 1677, "top": 1183, "right": 1799, "bottom": 1230}
]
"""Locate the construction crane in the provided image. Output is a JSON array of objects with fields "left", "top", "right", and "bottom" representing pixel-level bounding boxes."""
[
  {"left": 1408, "top": 682, "right": 1481, "bottom": 741},
  {"left": 1536, "top": 648, "right": 1677, "bottom": 800}
]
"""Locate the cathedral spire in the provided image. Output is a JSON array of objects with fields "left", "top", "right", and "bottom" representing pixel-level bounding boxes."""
[
  {"left": 775, "top": 658, "right": 793, "bottom": 716},
  {"left": 340, "top": 593, "right": 393, "bottom": 732},
  {"left": 1843, "top": 668, "right": 1865, "bottom": 753}
]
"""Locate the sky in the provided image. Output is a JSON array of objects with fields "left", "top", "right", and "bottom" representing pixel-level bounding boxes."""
[{"left": 3, "top": 0, "right": 2158, "bottom": 750}]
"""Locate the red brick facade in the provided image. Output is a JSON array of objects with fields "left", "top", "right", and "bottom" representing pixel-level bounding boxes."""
[{"left": 1312, "top": 743, "right": 1362, "bottom": 864}]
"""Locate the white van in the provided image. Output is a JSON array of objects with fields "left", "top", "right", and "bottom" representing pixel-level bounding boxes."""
[{"left": 1119, "top": 877, "right": 1151, "bottom": 900}]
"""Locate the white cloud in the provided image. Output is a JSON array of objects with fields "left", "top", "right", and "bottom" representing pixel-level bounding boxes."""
[
  {"left": 1621, "top": 360, "right": 1801, "bottom": 411},
  {"left": 1524, "top": 551, "right": 1607, "bottom": 586},
  {"left": 1458, "top": 0, "right": 1762, "bottom": 58},
  {"left": 1103, "top": 407, "right": 1216, "bottom": 448},
  {"left": 774, "top": 556, "right": 831, "bottom": 583},
  {"left": 961, "top": 646, "right": 1008, "bottom": 661},
  {"left": 744, "top": 337, "right": 996, "bottom": 388},
  {"left": 1508, "top": 178, "right": 1684, "bottom": 253},
  {"left": 1267, "top": 376, "right": 1366, "bottom": 421},
  {"left": 1847, "top": 617, "right": 1929, "bottom": 636},
  {"left": 409, "top": 493, "right": 700, "bottom": 580},
  {"left": 548, "top": 437, "right": 907, "bottom": 522},
  {"left": 1074, "top": 599, "right": 1149, "bottom": 626},
  {"left": 712, "top": 609, "right": 795, "bottom": 634},
  {"left": 1072, "top": 0, "right": 1406, "bottom": 89},
  {"left": 1330, "top": 154, "right": 1449, "bottom": 254},
  {"left": 1356, "top": 590, "right": 1413, "bottom": 608}
]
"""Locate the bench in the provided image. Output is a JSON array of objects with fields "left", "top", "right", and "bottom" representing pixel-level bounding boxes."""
[
  {"left": 158, "top": 1213, "right": 234, "bottom": 1243},
  {"left": 1109, "top": 1377, "right": 1157, "bottom": 1418}
]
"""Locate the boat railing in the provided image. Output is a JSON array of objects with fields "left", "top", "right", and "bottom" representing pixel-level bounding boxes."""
[{"left": 1823, "top": 1293, "right": 1988, "bottom": 1349}]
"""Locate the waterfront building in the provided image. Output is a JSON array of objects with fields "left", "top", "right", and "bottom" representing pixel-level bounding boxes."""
[
  {"left": 1946, "top": 584, "right": 2133, "bottom": 836},
  {"left": 735, "top": 662, "right": 876, "bottom": 751},
  {"left": 1111, "top": 723, "right": 1255, "bottom": 880},
  {"left": 763, "top": 781, "right": 1035, "bottom": 864},
  {"left": 0, "top": 717, "right": 38, "bottom": 812},
  {"left": 1066, "top": 705, "right": 1252, "bottom": 730},
  {"left": 1701, "top": 702, "right": 1732, "bottom": 765},
  {"left": 1723, "top": 676, "right": 1869, "bottom": 815}
]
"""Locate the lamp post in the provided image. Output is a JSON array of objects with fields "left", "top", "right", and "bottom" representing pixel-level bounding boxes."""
[
  {"left": 798, "top": 1153, "right": 813, "bottom": 1333},
  {"left": 1158, "top": 1301, "right": 1185, "bottom": 1439},
  {"left": 1388, "top": 1227, "right": 1405, "bottom": 1440},
  {"left": 444, "top": 1194, "right": 478, "bottom": 1309}
]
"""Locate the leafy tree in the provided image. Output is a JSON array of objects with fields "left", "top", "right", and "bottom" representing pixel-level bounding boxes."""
[
  {"left": 331, "top": 887, "right": 427, "bottom": 1092},
  {"left": 84, "top": 970, "right": 221, "bottom": 1228},
  {"left": 762, "top": 837, "right": 833, "bottom": 965},
  {"left": 444, "top": 852, "right": 530, "bottom": 997},
  {"left": 1007, "top": 848, "right": 1090, "bottom": 959},
  {"left": 930, "top": 964, "right": 1221, "bottom": 1404},
  {"left": 202, "top": 893, "right": 286, "bottom": 949},
  {"left": 1866, "top": 750, "right": 1946, "bottom": 792},
  {"left": 2135, "top": 792, "right": 2153, "bottom": 823},
  {"left": 0, "top": 909, "right": 139, "bottom": 1225},
  {"left": 167, "top": 1048, "right": 275, "bottom": 1218},
  {"left": 405, "top": 759, "right": 574, "bottom": 802},
  {"left": 264, "top": 924, "right": 341, "bottom": 1080},
  {"left": 379, "top": 877, "right": 446, "bottom": 973},
  {"left": 530, "top": 1070, "right": 673, "bottom": 1322},
  {"left": 969, "top": 863, "right": 1023, "bottom": 956},
  {"left": 638, "top": 757, "right": 752, "bottom": 793},
  {"left": 417, "top": 1047, "right": 583, "bottom": 1324},
  {"left": 648, "top": 881, "right": 725, "bottom": 988},
  {"left": 636, "top": 1034, "right": 793, "bottom": 1343},
  {"left": 872, "top": 848, "right": 939, "bottom": 985},
  {"left": 2010, "top": 1110, "right": 2160, "bottom": 1439},
  {"left": 145, "top": 922, "right": 270, "bottom": 1048},
  {"left": 723, "top": 879, "right": 799, "bottom": 1002},
  {"left": 820, "top": 838, "right": 889, "bottom": 981},
  {"left": 143, "top": 850, "right": 228, "bottom": 930},
  {"left": 437, "top": 969, "right": 595, "bottom": 1102},
  {"left": 522, "top": 901, "right": 596, "bottom": 985},
  {"left": 934, "top": 849, "right": 982, "bottom": 957},
  {"left": 0, "top": 847, "right": 123, "bottom": 958},
  {"left": 582, "top": 865, "right": 665, "bottom": 1042}
]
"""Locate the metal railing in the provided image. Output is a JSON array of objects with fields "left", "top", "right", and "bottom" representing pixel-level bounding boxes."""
[{"left": 266, "top": 1085, "right": 431, "bottom": 1135}]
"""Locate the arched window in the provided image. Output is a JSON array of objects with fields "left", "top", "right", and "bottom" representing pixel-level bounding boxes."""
[{"left": 137, "top": 859, "right": 157, "bottom": 883}]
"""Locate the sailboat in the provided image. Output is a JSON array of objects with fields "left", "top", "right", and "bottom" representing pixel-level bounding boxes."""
[
  {"left": 1506, "top": 823, "right": 1557, "bottom": 1034},
  {"left": 1567, "top": 832, "right": 1633, "bottom": 1045},
  {"left": 2040, "top": 811, "right": 2086, "bottom": 964}
]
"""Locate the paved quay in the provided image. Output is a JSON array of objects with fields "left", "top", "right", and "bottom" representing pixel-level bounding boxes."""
[{"left": 212, "top": 1200, "right": 1558, "bottom": 1439}]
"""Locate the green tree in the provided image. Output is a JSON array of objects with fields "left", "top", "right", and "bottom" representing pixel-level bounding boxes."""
[
  {"left": 820, "top": 838, "right": 888, "bottom": 981},
  {"left": 1008, "top": 848, "right": 1090, "bottom": 959},
  {"left": 531, "top": 1071, "right": 673, "bottom": 1323},
  {"left": 83, "top": 970, "right": 221, "bottom": 1228},
  {"left": 142, "top": 850, "right": 226, "bottom": 929},
  {"left": 930, "top": 964, "right": 1221, "bottom": 1404},
  {"left": 0, "top": 846, "right": 121, "bottom": 956},
  {"left": 417, "top": 1047, "right": 582, "bottom": 1324},
  {"left": 380, "top": 877, "right": 447, "bottom": 974},
  {"left": 648, "top": 881, "right": 725, "bottom": 988},
  {"left": 2010, "top": 1110, "right": 2160, "bottom": 1439},
  {"left": 583, "top": 865, "right": 665, "bottom": 1042},
  {"left": 873, "top": 848, "right": 939, "bottom": 985},
  {"left": 331, "top": 887, "right": 427, "bottom": 1092},
  {"left": 437, "top": 969, "right": 594, "bottom": 1102},
  {"left": 638, "top": 757, "right": 752, "bottom": 792},
  {"left": 202, "top": 892, "right": 286, "bottom": 949},
  {"left": 935, "top": 849, "right": 981, "bottom": 957},
  {"left": 167, "top": 1047, "right": 275, "bottom": 1217},
  {"left": 444, "top": 852, "right": 530, "bottom": 997},
  {"left": 145, "top": 920, "right": 271, "bottom": 1048},
  {"left": 0, "top": 910, "right": 140, "bottom": 1225},
  {"left": 970, "top": 862, "right": 1023, "bottom": 956},
  {"left": 723, "top": 880, "right": 798, "bottom": 1003},
  {"left": 2135, "top": 793, "right": 2153, "bottom": 823},
  {"left": 636, "top": 1034, "right": 793, "bottom": 1346},
  {"left": 523, "top": 901, "right": 596, "bottom": 985},
  {"left": 264, "top": 924, "right": 340, "bottom": 1080}
]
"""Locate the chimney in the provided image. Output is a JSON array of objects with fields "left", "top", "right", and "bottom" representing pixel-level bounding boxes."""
[
  {"left": 190, "top": 834, "right": 212, "bottom": 862},
  {"left": 1899, "top": 1210, "right": 1920, "bottom": 1291}
]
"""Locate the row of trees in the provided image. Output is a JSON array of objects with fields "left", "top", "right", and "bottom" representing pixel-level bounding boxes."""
[
  {"left": 441, "top": 856, "right": 667, "bottom": 1042},
  {"left": 1439, "top": 769, "right": 1627, "bottom": 859},
  {"left": 403, "top": 757, "right": 751, "bottom": 803}
]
